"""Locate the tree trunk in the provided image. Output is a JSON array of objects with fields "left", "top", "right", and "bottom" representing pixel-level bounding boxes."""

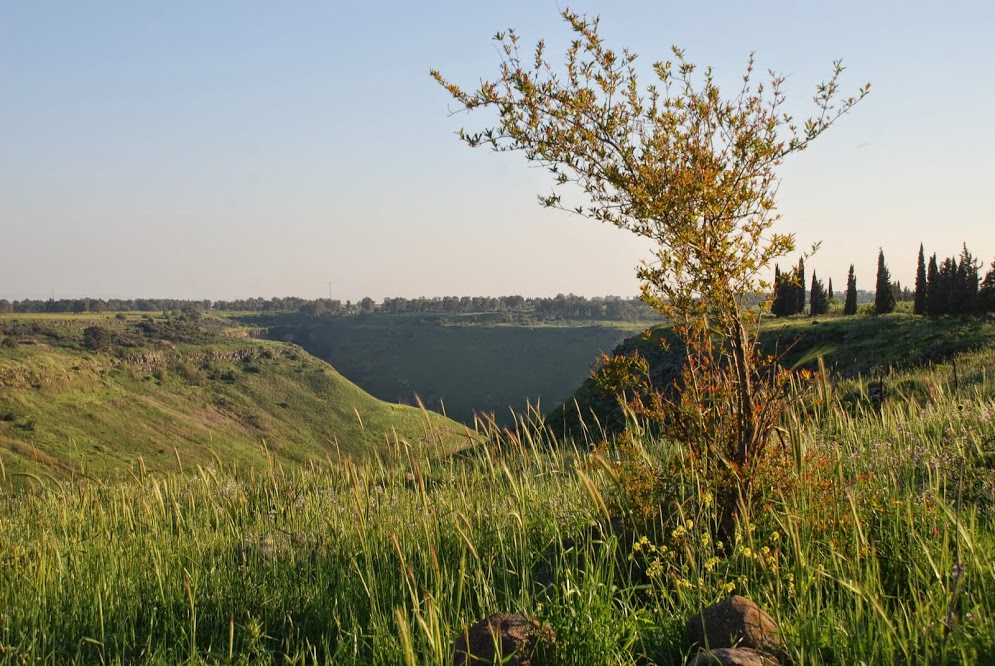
[{"left": 728, "top": 311, "right": 755, "bottom": 470}]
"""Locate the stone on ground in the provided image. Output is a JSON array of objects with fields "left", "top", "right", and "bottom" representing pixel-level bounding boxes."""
[
  {"left": 685, "top": 595, "right": 784, "bottom": 659},
  {"left": 452, "top": 613, "right": 555, "bottom": 666}
]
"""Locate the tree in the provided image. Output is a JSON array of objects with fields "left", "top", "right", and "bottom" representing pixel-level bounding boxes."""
[
  {"left": 938, "top": 257, "right": 957, "bottom": 315},
  {"left": 980, "top": 260, "right": 995, "bottom": 313},
  {"left": 809, "top": 272, "right": 829, "bottom": 315},
  {"left": 358, "top": 297, "right": 376, "bottom": 314},
  {"left": 926, "top": 253, "right": 942, "bottom": 316},
  {"left": 794, "top": 258, "right": 806, "bottom": 315},
  {"left": 913, "top": 243, "right": 927, "bottom": 315},
  {"left": 843, "top": 264, "right": 858, "bottom": 315},
  {"left": 781, "top": 268, "right": 798, "bottom": 317},
  {"left": 770, "top": 264, "right": 784, "bottom": 317},
  {"left": 828, "top": 278, "right": 834, "bottom": 302},
  {"left": 433, "top": 10, "right": 867, "bottom": 493},
  {"left": 954, "top": 243, "right": 980, "bottom": 314},
  {"left": 924, "top": 247, "right": 981, "bottom": 317},
  {"left": 82, "top": 326, "right": 112, "bottom": 352},
  {"left": 874, "top": 249, "right": 896, "bottom": 314},
  {"left": 772, "top": 264, "right": 800, "bottom": 318}
]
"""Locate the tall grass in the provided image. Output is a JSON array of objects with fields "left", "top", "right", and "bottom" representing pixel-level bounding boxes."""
[{"left": 1, "top": 349, "right": 994, "bottom": 664}]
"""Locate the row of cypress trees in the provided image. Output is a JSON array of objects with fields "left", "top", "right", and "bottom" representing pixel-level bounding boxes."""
[
  {"left": 912, "top": 243, "right": 995, "bottom": 317},
  {"left": 771, "top": 259, "right": 832, "bottom": 317},
  {"left": 772, "top": 244, "right": 995, "bottom": 318}
]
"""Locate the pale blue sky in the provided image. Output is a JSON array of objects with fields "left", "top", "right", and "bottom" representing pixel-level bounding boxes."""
[{"left": 2, "top": 1, "right": 993, "bottom": 301}]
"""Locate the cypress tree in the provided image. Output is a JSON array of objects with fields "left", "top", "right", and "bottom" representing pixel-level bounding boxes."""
[
  {"left": 980, "top": 260, "right": 995, "bottom": 313},
  {"left": 810, "top": 272, "right": 829, "bottom": 316},
  {"left": 913, "top": 243, "right": 927, "bottom": 315},
  {"left": 844, "top": 264, "right": 858, "bottom": 315},
  {"left": 795, "top": 258, "right": 806, "bottom": 315},
  {"left": 955, "top": 243, "right": 979, "bottom": 314},
  {"left": 926, "top": 254, "right": 940, "bottom": 316},
  {"left": 874, "top": 249, "right": 896, "bottom": 314},
  {"left": 939, "top": 257, "right": 957, "bottom": 315},
  {"left": 771, "top": 264, "right": 783, "bottom": 317},
  {"left": 782, "top": 267, "right": 796, "bottom": 316},
  {"left": 828, "top": 277, "right": 834, "bottom": 301}
]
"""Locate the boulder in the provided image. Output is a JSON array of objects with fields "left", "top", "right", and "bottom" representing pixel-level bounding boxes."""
[
  {"left": 686, "top": 647, "right": 781, "bottom": 666},
  {"left": 452, "top": 613, "right": 555, "bottom": 666},
  {"left": 686, "top": 596, "right": 783, "bottom": 659}
]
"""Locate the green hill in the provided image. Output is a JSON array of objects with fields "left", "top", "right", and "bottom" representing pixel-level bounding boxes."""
[
  {"left": 548, "top": 312, "right": 995, "bottom": 435},
  {"left": 0, "top": 313, "right": 468, "bottom": 482}
]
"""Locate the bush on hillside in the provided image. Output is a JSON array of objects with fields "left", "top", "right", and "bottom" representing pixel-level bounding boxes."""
[
  {"left": 82, "top": 326, "right": 112, "bottom": 352},
  {"left": 174, "top": 361, "right": 207, "bottom": 386}
]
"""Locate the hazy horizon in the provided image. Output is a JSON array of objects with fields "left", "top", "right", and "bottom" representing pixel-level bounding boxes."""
[{"left": 3, "top": 1, "right": 994, "bottom": 302}]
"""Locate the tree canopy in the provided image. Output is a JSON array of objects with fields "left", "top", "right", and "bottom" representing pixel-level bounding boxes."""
[
  {"left": 433, "top": 12, "right": 867, "bottom": 334},
  {"left": 434, "top": 9, "right": 867, "bottom": 489}
]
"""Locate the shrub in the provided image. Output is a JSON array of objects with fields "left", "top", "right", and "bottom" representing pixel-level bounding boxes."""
[
  {"left": 175, "top": 362, "right": 207, "bottom": 386},
  {"left": 82, "top": 326, "right": 112, "bottom": 352}
]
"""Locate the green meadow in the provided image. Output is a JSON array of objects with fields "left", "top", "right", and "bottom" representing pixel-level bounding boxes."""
[{"left": 0, "top": 311, "right": 993, "bottom": 663}]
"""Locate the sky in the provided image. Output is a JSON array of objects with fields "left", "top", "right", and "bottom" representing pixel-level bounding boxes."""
[{"left": 2, "top": 1, "right": 993, "bottom": 302}]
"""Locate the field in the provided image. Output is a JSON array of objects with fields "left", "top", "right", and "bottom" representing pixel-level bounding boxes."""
[{"left": 0, "top": 312, "right": 993, "bottom": 663}]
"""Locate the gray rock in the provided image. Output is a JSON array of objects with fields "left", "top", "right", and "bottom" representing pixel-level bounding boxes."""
[
  {"left": 686, "top": 596, "right": 783, "bottom": 659},
  {"left": 452, "top": 613, "right": 555, "bottom": 666}
]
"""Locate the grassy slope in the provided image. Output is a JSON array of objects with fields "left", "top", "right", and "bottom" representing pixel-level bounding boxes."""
[
  {"left": 0, "top": 314, "right": 467, "bottom": 482},
  {"left": 549, "top": 312, "right": 995, "bottom": 433},
  {"left": 250, "top": 312, "right": 654, "bottom": 427}
]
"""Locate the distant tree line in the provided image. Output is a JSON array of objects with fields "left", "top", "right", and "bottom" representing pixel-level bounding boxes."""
[
  {"left": 6, "top": 242, "right": 992, "bottom": 322},
  {"left": 286, "top": 294, "right": 659, "bottom": 321},
  {"left": 0, "top": 297, "right": 214, "bottom": 315},
  {"left": 0, "top": 293, "right": 659, "bottom": 322}
]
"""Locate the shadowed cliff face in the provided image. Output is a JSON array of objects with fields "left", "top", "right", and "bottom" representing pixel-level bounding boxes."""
[{"left": 252, "top": 314, "right": 645, "bottom": 427}]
